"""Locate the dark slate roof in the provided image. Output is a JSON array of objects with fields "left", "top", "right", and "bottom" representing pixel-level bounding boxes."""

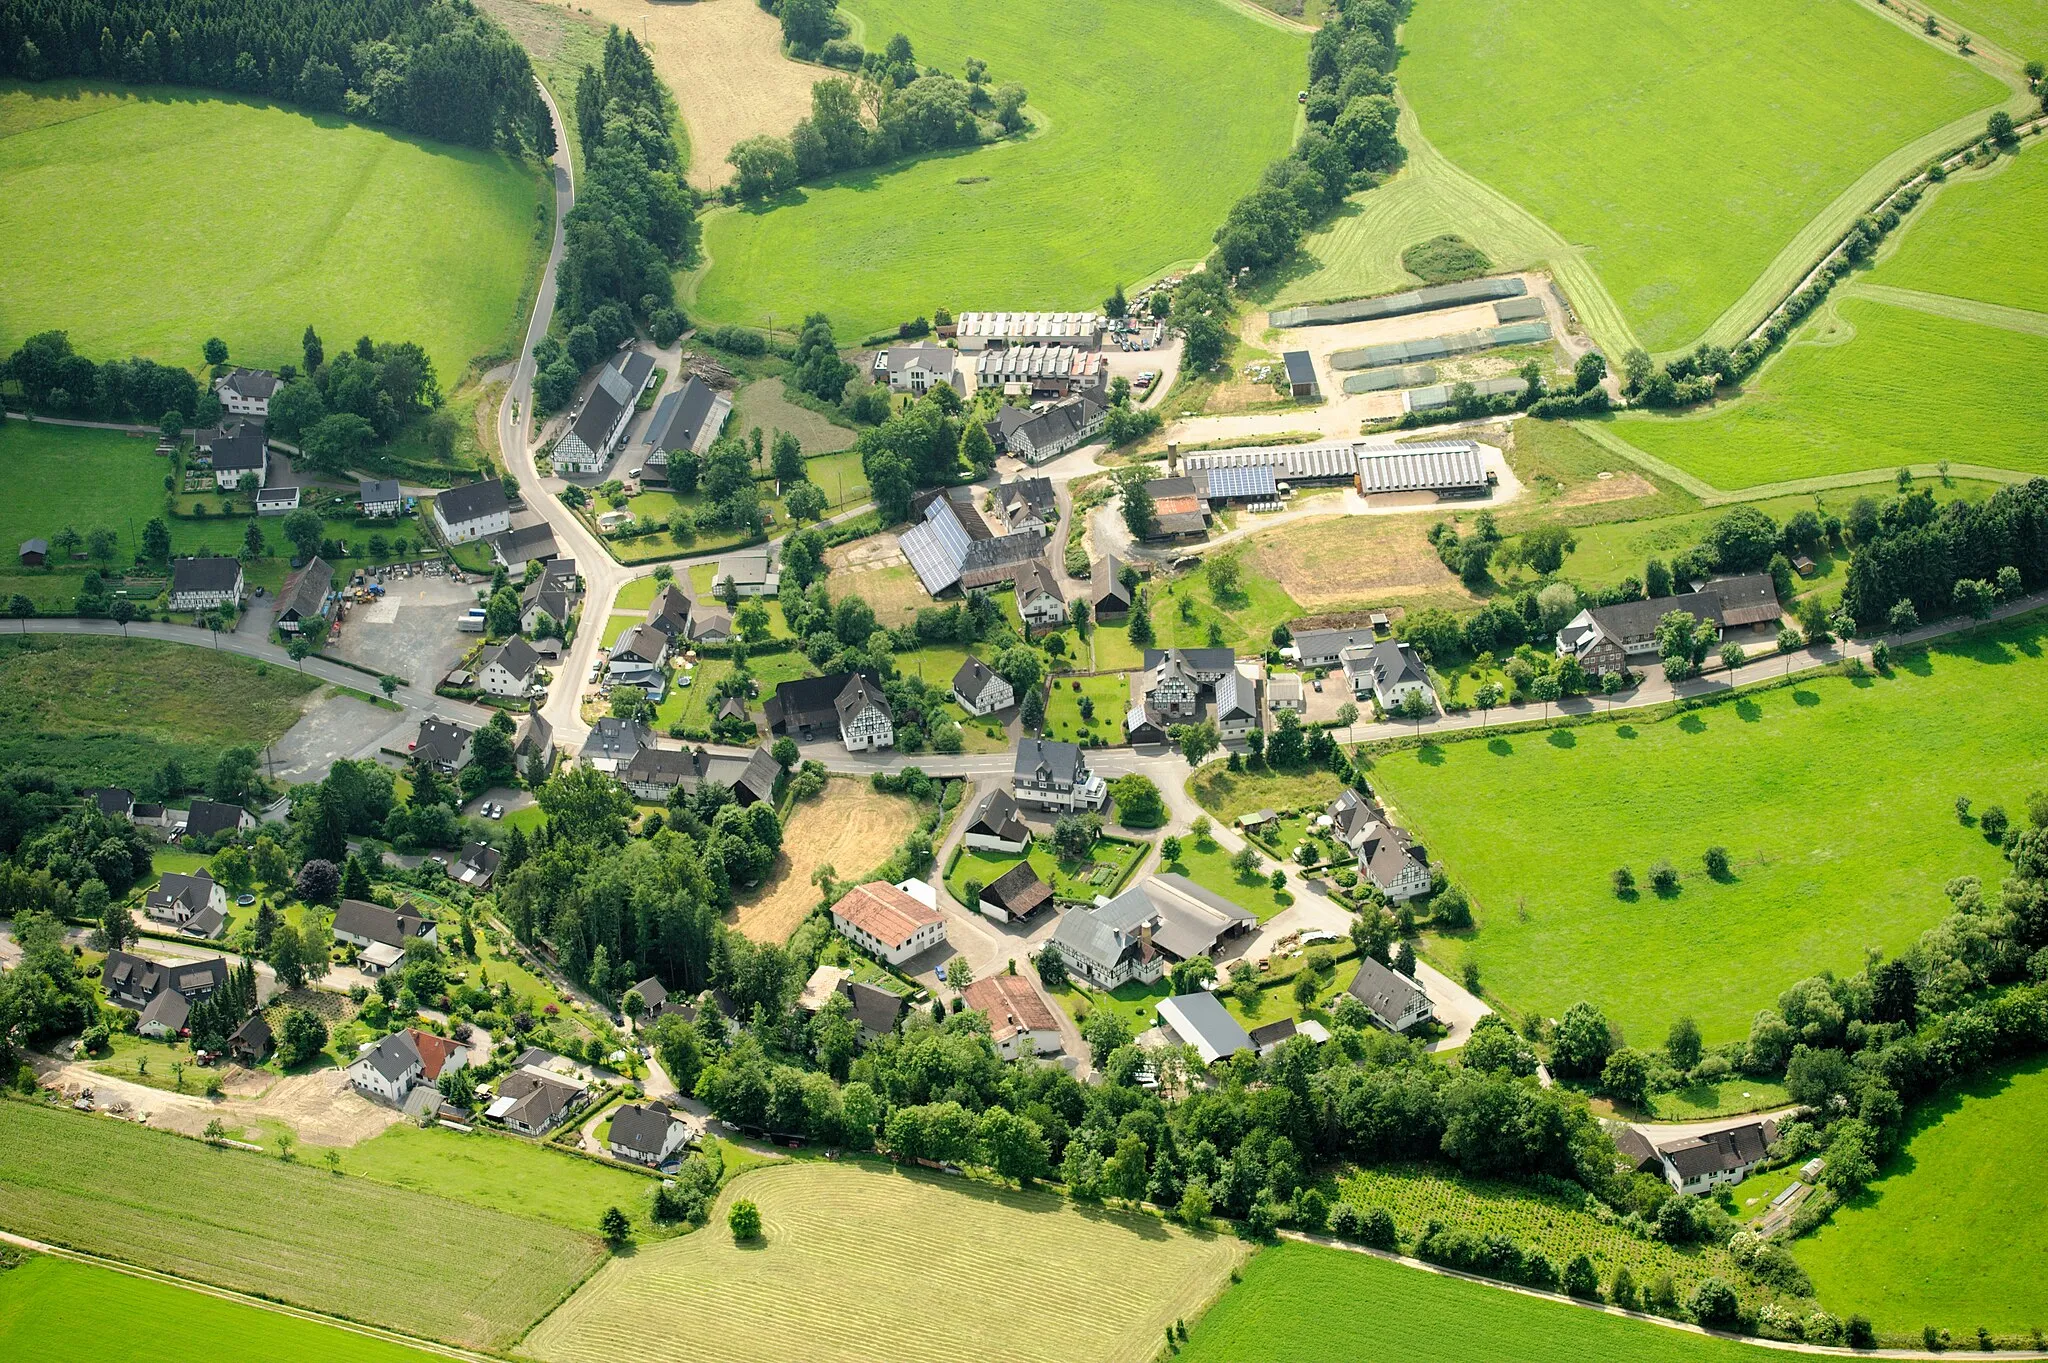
[
  {"left": 1659, "top": 1122, "right": 1772, "bottom": 1179},
  {"left": 1346, "top": 956, "right": 1428, "bottom": 1028},
  {"left": 623, "top": 745, "right": 696, "bottom": 788},
  {"left": 966, "top": 788, "right": 1030, "bottom": 843},
  {"left": 983, "top": 860, "right": 1053, "bottom": 916},
  {"left": 1704, "top": 573, "right": 1782, "bottom": 627},
  {"left": 494, "top": 520, "right": 558, "bottom": 563},
  {"left": 1012, "top": 558, "right": 1064, "bottom": 608},
  {"left": 571, "top": 350, "right": 655, "bottom": 452},
  {"left": 228, "top": 1011, "right": 273, "bottom": 1053},
  {"left": 218, "top": 367, "right": 280, "bottom": 400},
  {"left": 1000, "top": 476, "right": 1056, "bottom": 518},
  {"left": 629, "top": 977, "right": 669, "bottom": 1009},
  {"left": 644, "top": 583, "right": 694, "bottom": 637},
  {"left": 1248, "top": 1017, "right": 1298, "bottom": 1051},
  {"left": 1142, "top": 647, "right": 1236, "bottom": 675},
  {"left": 1293, "top": 626, "right": 1377, "bottom": 660},
  {"left": 180, "top": 799, "right": 246, "bottom": 838},
  {"left": 359, "top": 1030, "right": 423, "bottom": 1083},
  {"left": 1366, "top": 640, "right": 1428, "bottom": 690},
  {"left": 139, "top": 989, "right": 191, "bottom": 1033},
  {"left": 459, "top": 842, "right": 501, "bottom": 878},
  {"left": 275, "top": 556, "right": 333, "bottom": 621},
  {"left": 360, "top": 478, "right": 402, "bottom": 505},
  {"left": 609, "top": 1100, "right": 680, "bottom": 1158},
  {"left": 414, "top": 716, "right": 472, "bottom": 767},
  {"left": 20, "top": 537, "right": 48, "bottom": 556},
  {"left": 201, "top": 421, "right": 267, "bottom": 471},
  {"left": 1614, "top": 1127, "right": 1661, "bottom": 1173},
  {"left": 835, "top": 673, "right": 892, "bottom": 728},
  {"left": 170, "top": 557, "right": 242, "bottom": 596},
  {"left": 483, "top": 635, "right": 543, "bottom": 682},
  {"left": 581, "top": 716, "right": 656, "bottom": 763},
  {"left": 92, "top": 786, "right": 135, "bottom": 817},
  {"left": 644, "top": 376, "right": 729, "bottom": 455},
  {"left": 334, "top": 898, "right": 429, "bottom": 949},
  {"left": 1585, "top": 588, "right": 1727, "bottom": 644},
  {"left": 1282, "top": 350, "right": 1316, "bottom": 387},
  {"left": 953, "top": 656, "right": 1005, "bottom": 703},
  {"left": 436, "top": 479, "right": 511, "bottom": 527},
  {"left": 1014, "top": 738, "right": 1086, "bottom": 787},
  {"left": 1091, "top": 556, "right": 1131, "bottom": 610},
  {"left": 767, "top": 672, "right": 883, "bottom": 732},
  {"left": 609, "top": 623, "right": 668, "bottom": 666},
  {"left": 1008, "top": 397, "right": 1101, "bottom": 451},
  {"left": 959, "top": 531, "right": 1047, "bottom": 587},
  {"left": 839, "top": 979, "right": 907, "bottom": 1037}
]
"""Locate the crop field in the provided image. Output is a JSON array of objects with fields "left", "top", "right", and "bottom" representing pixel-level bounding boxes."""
[
  {"left": 0, "top": 1102, "right": 604, "bottom": 1351},
  {"left": 523, "top": 1160, "right": 1248, "bottom": 1363},
  {"left": 1400, "top": 0, "right": 2004, "bottom": 354},
  {"left": 0, "top": 82, "right": 547, "bottom": 380},
  {"left": 1177, "top": 1241, "right": 1775, "bottom": 1363},
  {"left": 731, "top": 779, "right": 922, "bottom": 942},
  {"left": 1242, "top": 511, "right": 1478, "bottom": 614},
  {"left": 1869, "top": 142, "right": 2048, "bottom": 316},
  {"left": 0, "top": 1254, "right": 452, "bottom": 1363},
  {"left": 1366, "top": 612, "right": 2048, "bottom": 1043},
  {"left": 1605, "top": 294, "right": 2048, "bottom": 489},
  {"left": 688, "top": 0, "right": 1305, "bottom": 337},
  {"left": 1797, "top": 1057, "right": 2048, "bottom": 1334}
]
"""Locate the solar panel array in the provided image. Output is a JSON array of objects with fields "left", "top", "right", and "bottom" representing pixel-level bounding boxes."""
[
  {"left": 899, "top": 497, "right": 974, "bottom": 595},
  {"left": 1201, "top": 464, "right": 1279, "bottom": 500},
  {"left": 1354, "top": 442, "right": 1487, "bottom": 494}
]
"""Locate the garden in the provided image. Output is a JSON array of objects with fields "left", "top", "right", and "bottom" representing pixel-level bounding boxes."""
[
  {"left": 944, "top": 831, "right": 1148, "bottom": 908},
  {"left": 1041, "top": 672, "right": 1133, "bottom": 746}
]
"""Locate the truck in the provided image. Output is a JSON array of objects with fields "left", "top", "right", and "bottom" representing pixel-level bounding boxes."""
[{"left": 457, "top": 608, "right": 487, "bottom": 633}]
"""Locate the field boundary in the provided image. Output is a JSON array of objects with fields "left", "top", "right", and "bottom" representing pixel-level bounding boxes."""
[{"left": 1842, "top": 282, "right": 2048, "bottom": 337}]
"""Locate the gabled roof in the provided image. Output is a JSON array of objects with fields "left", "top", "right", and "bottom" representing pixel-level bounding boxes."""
[
  {"left": 414, "top": 716, "right": 473, "bottom": 767},
  {"left": 334, "top": 898, "right": 429, "bottom": 949},
  {"left": 357, "top": 1030, "right": 424, "bottom": 1083},
  {"left": 1702, "top": 573, "right": 1782, "bottom": 627},
  {"left": 965, "top": 788, "right": 1029, "bottom": 843},
  {"left": 1000, "top": 476, "right": 1057, "bottom": 519},
  {"left": 952, "top": 656, "right": 1007, "bottom": 703},
  {"left": 876, "top": 345, "right": 958, "bottom": 376},
  {"left": 92, "top": 787, "right": 135, "bottom": 817},
  {"left": 458, "top": 842, "right": 500, "bottom": 880},
  {"left": 180, "top": 799, "right": 247, "bottom": 838},
  {"left": 961, "top": 973, "right": 1059, "bottom": 1046},
  {"left": 580, "top": 716, "right": 657, "bottom": 763},
  {"left": 834, "top": 673, "right": 892, "bottom": 728},
  {"left": 275, "top": 556, "right": 333, "bottom": 621},
  {"left": 216, "top": 367, "right": 279, "bottom": 400},
  {"left": 629, "top": 977, "right": 669, "bottom": 1008},
  {"left": 644, "top": 376, "right": 731, "bottom": 456},
  {"left": 1091, "top": 556, "right": 1131, "bottom": 610},
  {"left": 228, "top": 1011, "right": 273, "bottom": 1053},
  {"left": 982, "top": 860, "right": 1053, "bottom": 917},
  {"left": 609, "top": 623, "right": 668, "bottom": 667},
  {"left": 767, "top": 672, "right": 882, "bottom": 731},
  {"left": 1008, "top": 396, "right": 1102, "bottom": 451},
  {"left": 435, "top": 479, "right": 511, "bottom": 526},
  {"left": 1367, "top": 640, "right": 1429, "bottom": 691},
  {"left": 840, "top": 979, "right": 907, "bottom": 1036},
  {"left": 830, "top": 881, "right": 941, "bottom": 950},
  {"left": 360, "top": 478, "right": 402, "bottom": 505},
  {"left": 199, "top": 421, "right": 267, "bottom": 471},
  {"left": 570, "top": 349, "right": 655, "bottom": 452},
  {"left": 1014, "top": 738, "right": 1086, "bottom": 788},
  {"left": 493, "top": 520, "right": 559, "bottom": 564},
  {"left": 483, "top": 635, "right": 542, "bottom": 683},
  {"left": 1293, "top": 626, "right": 1376, "bottom": 659},
  {"left": 1142, "top": 647, "right": 1236, "bottom": 675},
  {"left": 1658, "top": 1122, "right": 1772, "bottom": 1179},
  {"left": 169, "top": 557, "right": 242, "bottom": 596},
  {"left": 145, "top": 870, "right": 215, "bottom": 916},
  {"left": 139, "top": 989, "right": 191, "bottom": 1033},
  {"left": 609, "top": 1100, "right": 681, "bottom": 1158},
  {"left": 644, "top": 583, "right": 693, "bottom": 637},
  {"left": 1214, "top": 669, "right": 1255, "bottom": 722},
  {"left": 1156, "top": 990, "right": 1253, "bottom": 1065},
  {"left": 1012, "top": 557, "right": 1064, "bottom": 608},
  {"left": 1347, "top": 956, "right": 1428, "bottom": 1028}
]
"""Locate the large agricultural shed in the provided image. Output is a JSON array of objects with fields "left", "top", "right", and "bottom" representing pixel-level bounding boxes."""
[
  {"left": 1183, "top": 443, "right": 1358, "bottom": 486},
  {"left": 1331, "top": 321, "right": 1552, "bottom": 371},
  {"left": 1270, "top": 277, "right": 1526, "bottom": 328},
  {"left": 1354, "top": 441, "right": 1491, "bottom": 497}
]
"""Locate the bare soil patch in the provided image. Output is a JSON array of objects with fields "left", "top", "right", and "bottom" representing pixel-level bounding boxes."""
[
  {"left": 1245, "top": 514, "right": 1477, "bottom": 613},
  {"left": 732, "top": 779, "right": 921, "bottom": 943},
  {"left": 1553, "top": 469, "right": 1657, "bottom": 507},
  {"left": 577, "top": 0, "right": 821, "bottom": 189}
]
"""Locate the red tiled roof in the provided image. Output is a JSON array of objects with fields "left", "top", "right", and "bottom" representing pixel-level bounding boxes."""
[
  {"left": 961, "top": 974, "right": 1058, "bottom": 1043},
  {"left": 830, "top": 882, "right": 941, "bottom": 950}
]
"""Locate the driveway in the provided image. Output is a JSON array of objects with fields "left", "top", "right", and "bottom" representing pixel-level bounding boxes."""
[{"left": 1629, "top": 1105, "right": 1802, "bottom": 1143}]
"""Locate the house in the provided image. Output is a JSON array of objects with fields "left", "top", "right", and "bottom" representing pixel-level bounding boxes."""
[
  {"left": 554, "top": 349, "right": 656, "bottom": 474},
  {"left": 687, "top": 609, "right": 733, "bottom": 644},
  {"left": 168, "top": 557, "right": 244, "bottom": 612},
  {"left": 196, "top": 421, "right": 268, "bottom": 490},
  {"left": 176, "top": 799, "right": 254, "bottom": 841},
  {"left": 640, "top": 376, "right": 731, "bottom": 481},
  {"left": 131, "top": 802, "right": 169, "bottom": 828},
  {"left": 642, "top": 583, "right": 694, "bottom": 641},
  {"left": 711, "top": 550, "right": 779, "bottom": 598},
  {"left": 1327, "top": 790, "right": 1432, "bottom": 901},
  {"left": 1613, "top": 1127, "right": 1664, "bottom": 1176},
  {"left": 951, "top": 311, "right": 1105, "bottom": 351},
  {"left": 432, "top": 480, "right": 513, "bottom": 545},
  {"left": 101, "top": 950, "right": 227, "bottom": 1013},
  {"left": 579, "top": 716, "right": 657, "bottom": 773},
  {"left": 1091, "top": 556, "right": 1132, "bottom": 618},
  {"left": 226, "top": 1012, "right": 273, "bottom": 1063},
  {"left": 1048, "top": 875, "right": 1255, "bottom": 989},
  {"left": 412, "top": 716, "right": 474, "bottom": 773},
  {"left": 1013, "top": 558, "right": 1066, "bottom": 631},
  {"left": 490, "top": 1069, "right": 588, "bottom": 1135},
  {"left": 872, "top": 344, "right": 963, "bottom": 395},
  {"left": 138, "top": 990, "right": 193, "bottom": 1038},
  {"left": 1654, "top": 1121, "right": 1775, "bottom": 1196},
  {"left": 1353, "top": 441, "right": 1492, "bottom": 500},
  {"left": 1141, "top": 647, "right": 1237, "bottom": 723},
  {"left": 962, "top": 974, "right": 1063, "bottom": 1060},
  {"left": 1267, "top": 672, "right": 1305, "bottom": 714},
  {"left": 1281, "top": 350, "right": 1318, "bottom": 398},
  {"left": 214, "top": 368, "right": 279, "bottom": 417},
  {"left": 622, "top": 743, "right": 779, "bottom": 806},
  {"left": 1003, "top": 396, "right": 1105, "bottom": 464},
  {"left": 521, "top": 579, "right": 577, "bottom": 638},
  {"left": 829, "top": 881, "right": 948, "bottom": 966},
  {"left": 358, "top": 941, "right": 407, "bottom": 977},
  {"left": 1214, "top": 668, "right": 1261, "bottom": 740},
  {"left": 963, "top": 789, "right": 1032, "bottom": 853},
  {"left": 609, "top": 1099, "right": 691, "bottom": 1166},
  {"left": 952, "top": 657, "right": 1015, "bottom": 717},
  {"left": 333, "top": 898, "right": 438, "bottom": 953},
  {"left": 838, "top": 978, "right": 908, "bottom": 1042},
  {"left": 1013, "top": 738, "right": 1106, "bottom": 812},
  {"left": 20, "top": 537, "right": 48, "bottom": 566},
  {"left": 620, "top": 746, "right": 699, "bottom": 801},
  {"left": 1556, "top": 574, "right": 1782, "bottom": 677},
  {"left": 1343, "top": 640, "right": 1434, "bottom": 713},
  {"left": 453, "top": 842, "right": 500, "bottom": 889},
  {"left": 973, "top": 345, "right": 1106, "bottom": 399},
  {"left": 359, "top": 478, "right": 404, "bottom": 518},
  {"left": 764, "top": 672, "right": 893, "bottom": 751},
  {"left": 90, "top": 786, "right": 136, "bottom": 819},
  {"left": 515, "top": 709, "right": 555, "bottom": 772},
  {"left": 1140, "top": 475, "right": 1211, "bottom": 540},
  {"left": 997, "top": 477, "right": 1057, "bottom": 534},
  {"left": 606, "top": 623, "right": 669, "bottom": 691},
  {"left": 349, "top": 1027, "right": 469, "bottom": 1107},
  {"left": 491, "top": 519, "right": 560, "bottom": 577},
  {"left": 1157, "top": 990, "right": 1255, "bottom": 1066},
  {"left": 479, "top": 636, "right": 544, "bottom": 699},
  {"left": 274, "top": 556, "right": 333, "bottom": 633},
  {"left": 626, "top": 977, "right": 669, "bottom": 1016},
  {"left": 1293, "top": 627, "right": 1378, "bottom": 668},
  {"left": 978, "top": 860, "right": 1054, "bottom": 923},
  {"left": 143, "top": 869, "right": 226, "bottom": 927},
  {"left": 1343, "top": 956, "right": 1434, "bottom": 1033},
  {"left": 1249, "top": 1017, "right": 1332, "bottom": 1056},
  {"left": 835, "top": 674, "right": 895, "bottom": 752}
]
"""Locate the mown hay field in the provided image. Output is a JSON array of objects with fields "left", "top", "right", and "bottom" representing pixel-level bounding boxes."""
[
  {"left": 1927, "top": 0, "right": 2048, "bottom": 63},
  {"left": 1870, "top": 141, "right": 2048, "bottom": 316},
  {"left": 0, "top": 82, "right": 547, "bottom": 380},
  {"left": 731, "top": 779, "right": 922, "bottom": 942},
  {"left": 1796, "top": 1056, "right": 2048, "bottom": 1335},
  {"left": 0, "top": 1102, "right": 604, "bottom": 1352},
  {"left": 689, "top": 0, "right": 1305, "bottom": 336},
  {"left": 0, "top": 1254, "right": 450, "bottom": 1363},
  {"left": 1178, "top": 1241, "right": 1780, "bottom": 1363},
  {"left": 1400, "top": 0, "right": 2005, "bottom": 354},
  {"left": 1367, "top": 613, "right": 2048, "bottom": 1044},
  {"left": 524, "top": 1160, "right": 1248, "bottom": 1363}
]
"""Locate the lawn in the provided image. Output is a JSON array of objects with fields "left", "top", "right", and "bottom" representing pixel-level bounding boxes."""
[
  {"left": 1147, "top": 572, "right": 1301, "bottom": 656},
  {"left": 0, "top": 1101, "right": 604, "bottom": 1351},
  {"left": 0, "top": 82, "right": 548, "bottom": 380},
  {"left": 1167, "top": 840, "right": 1295, "bottom": 922},
  {"left": 655, "top": 650, "right": 814, "bottom": 733},
  {"left": 1177, "top": 1241, "right": 1775, "bottom": 1363},
  {"left": 1870, "top": 140, "right": 2048, "bottom": 317},
  {"left": 522, "top": 1159, "right": 1248, "bottom": 1363},
  {"left": 1924, "top": 0, "right": 2048, "bottom": 64},
  {"left": 945, "top": 835, "right": 1147, "bottom": 906},
  {"left": 1796, "top": 1056, "right": 2048, "bottom": 1336},
  {"left": 1366, "top": 613, "right": 2048, "bottom": 1043},
  {"left": 0, "top": 636, "right": 315, "bottom": 794},
  {"left": 0, "top": 1254, "right": 454, "bottom": 1363},
  {"left": 1051, "top": 976, "right": 1175, "bottom": 1035},
  {"left": 1400, "top": 0, "right": 2005, "bottom": 353},
  {"left": 1187, "top": 763, "right": 1348, "bottom": 825},
  {"left": 0, "top": 424, "right": 177, "bottom": 593},
  {"left": 686, "top": 0, "right": 1305, "bottom": 336},
  {"left": 1605, "top": 295, "right": 2048, "bottom": 489},
  {"left": 1042, "top": 672, "right": 1132, "bottom": 745}
]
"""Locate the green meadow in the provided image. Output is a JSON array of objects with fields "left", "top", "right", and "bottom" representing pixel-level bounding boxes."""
[
  {"left": 1927, "top": 0, "right": 2048, "bottom": 62},
  {"left": 0, "top": 82, "right": 547, "bottom": 380},
  {"left": 1400, "top": 0, "right": 2003, "bottom": 353},
  {"left": 1367, "top": 614, "right": 2048, "bottom": 1044},
  {"left": 1797, "top": 1057, "right": 2048, "bottom": 1336},
  {"left": 1870, "top": 142, "right": 2048, "bottom": 316},
  {"left": 688, "top": 0, "right": 1304, "bottom": 336}
]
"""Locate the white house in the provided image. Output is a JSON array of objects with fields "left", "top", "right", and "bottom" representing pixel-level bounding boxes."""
[
  {"left": 834, "top": 674, "right": 895, "bottom": 752},
  {"left": 1342, "top": 956, "right": 1435, "bottom": 1032},
  {"left": 1013, "top": 558, "right": 1066, "bottom": 630},
  {"left": 1327, "top": 790, "right": 1432, "bottom": 901},
  {"left": 829, "top": 881, "right": 947, "bottom": 966},
  {"left": 347, "top": 1027, "right": 468, "bottom": 1107},
  {"left": 608, "top": 1099, "right": 691, "bottom": 1166},
  {"left": 1343, "top": 640, "right": 1434, "bottom": 713},
  {"left": 961, "top": 788, "right": 1031, "bottom": 854},
  {"left": 411, "top": 716, "right": 474, "bottom": 773},
  {"left": 213, "top": 368, "right": 279, "bottom": 418},
  {"left": 433, "top": 480, "right": 513, "bottom": 545},
  {"left": 1654, "top": 1121, "right": 1774, "bottom": 1196},
  {"left": 1013, "top": 738, "right": 1105, "bottom": 812},
  {"left": 961, "top": 974, "right": 1063, "bottom": 1060},
  {"left": 143, "top": 870, "right": 226, "bottom": 927},
  {"left": 359, "top": 478, "right": 404, "bottom": 519},
  {"left": 167, "top": 557, "right": 244, "bottom": 612},
  {"left": 872, "top": 344, "right": 963, "bottom": 396},
  {"left": 332, "top": 898, "right": 439, "bottom": 953},
  {"left": 554, "top": 350, "right": 656, "bottom": 474},
  {"left": 1214, "top": 668, "right": 1260, "bottom": 740},
  {"left": 1003, "top": 396, "right": 1105, "bottom": 464},
  {"left": 197, "top": 422, "right": 268, "bottom": 490},
  {"left": 951, "top": 657, "right": 1015, "bottom": 717},
  {"left": 479, "top": 636, "right": 543, "bottom": 699}
]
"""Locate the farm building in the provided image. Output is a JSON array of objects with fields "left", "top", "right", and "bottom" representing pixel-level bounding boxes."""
[
  {"left": 1293, "top": 626, "right": 1378, "bottom": 667},
  {"left": 1157, "top": 990, "right": 1255, "bottom": 1066},
  {"left": 1091, "top": 555, "right": 1132, "bottom": 617},
  {"left": 978, "top": 860, "right": 1054, "bottom": 924},
  {"left": 1002, "top": 396, "right": 1105, "bottom": 463},
  {"left": 1269, "top": 277, "right": 1526, "bottom": 329},
  {"left": 1329, "top": 321, "right": 1552, "bottom": 371},
  {"left": 641, "top": 376, "right": 731, "bottom": 482},
  {"left": 1281, "top": 350, "right": 1318, "bottom": 397},
  {"left": 1401, "top": 376, "right": 1528, "bottom": 411},
  {"left": 1140, "top": 475, "right": 1211, "bottom": 540},
  {"left": 1556, "top": 573, "right": 1781, "bottom": 676},
  {"left": 950, "top": 310, "right": 1105, "bottom": 350},
  {"left": 898, "top": 487, "right": 1045, "bottom": 596},
  {"left": 1199, "top": 463, "right": 1279, "bottom": 506},
  {"left": 433, "top": 480, "right": 512, "bottom": 545},
  {"left": 1049, "top": 875, "right": 1254, "bottom": 990},
  {"left": 974, "top": 345, "right": 1105, "bottom": 400},
  {"left": 553, "top": 349, "right": 655, "bottom": 475},
  {"left": 18, "top": 537, "right": 47, "bottom": 566},
  {"left": 1353, "top": 442, "right": 1493, "bottom": 500},
  {"left": 273, "top": 556, "right": 333, "bottom": 634},
  {"left": 764, "top": 672, "right": 893, "bottom": 751},
  {"left": 1183, "top": 441, "right": 1369, "bottom": 488}
]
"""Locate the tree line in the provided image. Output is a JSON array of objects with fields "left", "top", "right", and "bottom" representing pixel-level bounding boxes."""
[
  {"left": 1842, "top": 479, "right": 2047, "bottom": 629},
  {"left": 0, "top": 0, "right": 552, "bottom": 152},
  {"left": 2, "top": 330, "right": 200, "bottom": 423}
]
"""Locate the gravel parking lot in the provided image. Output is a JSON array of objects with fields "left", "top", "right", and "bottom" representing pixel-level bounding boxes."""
[
  {"left": 268, "top": 692, "right": 413, "bottom": 784},
  {"left": 332, "top": 568, "right": 480, "bottom": 686}
]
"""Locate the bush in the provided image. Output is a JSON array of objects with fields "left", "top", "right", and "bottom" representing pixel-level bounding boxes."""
[
  {"left": 1650, "top": 860, "right": 1680, "bottom": 894},
  {"left": 728, "top": 1198, "right": 762, "bottom": 1240},
  {"left": 1688, "top": 1276, "right": 1739, "bottom": 1327},
  {"left": 1432, "top": 885, "right": 1472, "bottom": 929},
  {"left": 1357, "top": 1205, "right": 1398, "bottom": 1250},
  {"left": 1847, "top": 1315, "right": 1876, "bottom": 1348},
  {"left": 1327, "top": 1201, "right": 1361, "bottom": 1240}
]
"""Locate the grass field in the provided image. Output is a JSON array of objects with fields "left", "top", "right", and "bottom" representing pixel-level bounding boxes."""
[
  {"left": 1366, "top": 613, "right": 2048, "bottom": 1043},
  {"left": 1187, "top": 764, "right": 1348, "bottom": 825},
  {"left": 945, "top": 836, "right": 1146, "bottom": 905},
  {"left": 1177, "top": 1241, "right": 1776, "bottom": 1363},
  {"left": 0, "top": 82, "right": 547, "bottom": 380},
  {"left": 729, "top": 377, "right": 858, "bottom": 454},
  {"left": 732, "top": 779, "right": 921, "bottom": 942},
  {"left": 1870, "top": 141, "right": 2048, "bottom": 316},
  {"left": 1168, "top": 841, "right": 1295, "bottom": 922},
  {"left": 0, "top": 1101, "right": 604, "bottom": 1351},
  {"left": 0, "top": 636, "right": 315, "bottom": 793},
  {"left": 1399, "top": 0, "right": 2005, "bottom": 354},
  {"left": 1927, "top": 0, "right": 2048, "bottom": 62},
  {"left": 1042, "top": 672, "right": 1132, "bottom": 744},
  {"left": 687, "top": 0, "right": 1305, "bottom": 336},
  {"left": 1606, "top": 294, "right": 2048, "bottom": 489},
  {"left": 1242, "top": 511, "right": 1478, "bottom": 615},
  {"left": 1796, "top": 1056, "right": 2048, "bottom": 1335},
  {"left": 0, "top": 1255, "right": 453, "bottom": 1363},
  {"left": 523, "top": 1159, "right": 1248, "bottom": 1363}
]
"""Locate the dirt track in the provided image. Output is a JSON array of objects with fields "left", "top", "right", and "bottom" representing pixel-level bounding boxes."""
[{"left": 40, "top": 1060, "right": 402, "bottom": 1147}]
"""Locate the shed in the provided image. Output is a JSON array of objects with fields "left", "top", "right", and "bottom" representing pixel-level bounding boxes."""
[{"left": 1280, "top": 350, "right": 1318, "bottom": 397}]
